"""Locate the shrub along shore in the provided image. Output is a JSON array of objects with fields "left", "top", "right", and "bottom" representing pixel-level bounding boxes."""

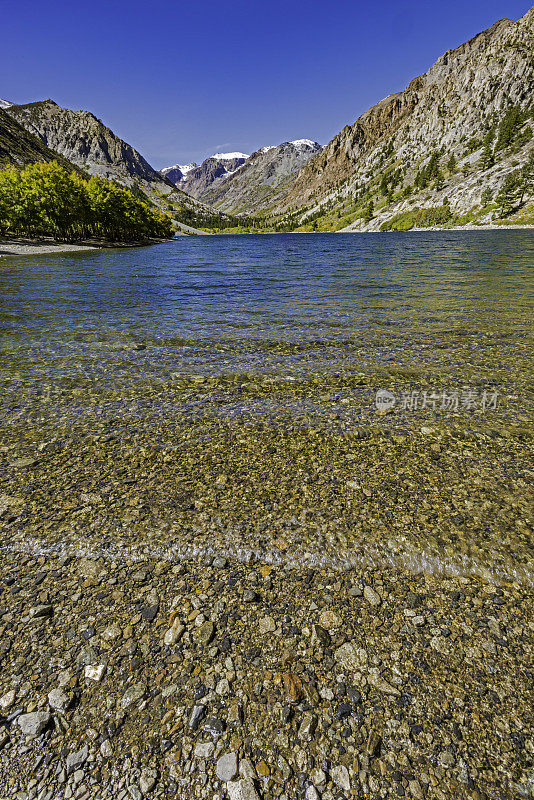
[{"left": 0, "top": 161, "right": 174, "bottom": 244}]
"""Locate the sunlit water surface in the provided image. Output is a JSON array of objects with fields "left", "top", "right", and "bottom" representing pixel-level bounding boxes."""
[{"left": 1, "top": 232, "right": 533, "bottom": 582}]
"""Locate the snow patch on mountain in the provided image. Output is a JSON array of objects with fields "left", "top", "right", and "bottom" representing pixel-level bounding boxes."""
[
  {"left": 177, "top": 162, "right": 197, "bottom": 175},
  {"left": 211, "top": 152, "right": 249, "bottom": 160},
  {"left": 222, "top": 165, "right": 245, "bottom": 178},
  {"left": 0, "top": 99, "right": 14, "bottom": 109},
  {"left": 290, "top": 139, "right": 318, "bottom": 148},
  {"left": 161, "top": 162, "right": 197, "bottom": 177}
]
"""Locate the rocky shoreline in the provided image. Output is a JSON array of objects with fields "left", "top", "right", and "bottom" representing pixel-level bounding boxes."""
[
  {"left": 2, "top": 228, "right": 532, "bottom": 256},
  {"left": 0, "top": 238, "right": 174, "bottom": 258},
  {"left": 0, "top": 239, "right": 99, "bottom": 258},
  {"left": 385, "top": 224, "right": 534, "bottom": 233},
  {"left": 0, "top": 548, "right": 531, "bottom": 800}
]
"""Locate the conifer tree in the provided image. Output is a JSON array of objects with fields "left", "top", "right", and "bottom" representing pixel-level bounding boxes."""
[
  {"left": 497, "top": 171, "right": 522, "bottom": 215},
  {"left": 446, "top": 154, "right": 456, "bottom": 173},
  {"left": 496, "top": 107, "right": 523, "bottom": 151},
  {"left": 480, "top": 144, "right": 495, "bottom": 171},
  {"left": 364, "top": 201, "right": 374, "bottom": 222},
  {"left": 518, "top": 150, "right": 534, "bottom": 204}
]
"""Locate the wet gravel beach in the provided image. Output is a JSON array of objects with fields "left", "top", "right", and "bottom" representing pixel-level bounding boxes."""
[
  {"left": 0, "top": 232, "right": 532, "bottom": 799},
  {"left": 0, "top": 547, "right": 531, "bottom": 800}
]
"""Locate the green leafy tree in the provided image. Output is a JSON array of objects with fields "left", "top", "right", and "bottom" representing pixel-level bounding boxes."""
[
  {"left": 0, "top": 165, "right": 23, "bottom": 233},
  {"left": 18, "top": 162, "right": 84, "bottom": 239},
  {"left": 446, "top": 154, "right": 456, "bottom": 173},
  {"left": 0, "top": 161, "right": 173, "bottom": 242}
]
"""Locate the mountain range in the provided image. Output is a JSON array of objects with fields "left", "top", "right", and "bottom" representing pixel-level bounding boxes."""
[
  {"left": 167, "top": 152, "right": 250, "bottom": 199},
  {"left": 160, "top": 140, "right": 323, "bottom": 214},
  {"left": 5, "top": 100, "right": 178, "bottom": 201},
  {"left": 0, "top": 99, "right": 234, "bottom": 232},
  {"left": 1, "top": 7, "right": 533, "bottom": 232},
  {"left": 180, "top": 140, "right": 324, "bottom": 214}
]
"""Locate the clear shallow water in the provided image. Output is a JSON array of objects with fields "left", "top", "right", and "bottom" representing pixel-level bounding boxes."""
[
  {"left": 0, "top": 232, "right": 533, "bottom": 582},
  {"left": 1, "top": 231, "right": 533, "bottom": 383}
]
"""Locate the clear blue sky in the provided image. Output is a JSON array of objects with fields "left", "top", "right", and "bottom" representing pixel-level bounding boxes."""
[{"left": 2, "top": 0, "right": 532, "bottom": 168}]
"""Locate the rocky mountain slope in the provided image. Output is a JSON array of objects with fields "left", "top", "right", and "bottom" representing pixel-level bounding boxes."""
[
  {"left": 0, "top": 107, "right": 86, "bottom": 173},
  {"left": 6, "top": 100, "right": 177, "bottom": 200},
  {"left": 199, "top": 139, "right": 323, "bottom": 213},
  {"left": 273, "top": 8, "right": 534, "bottom": 230},
  {"left": 167, "top": 152, "right": 249, "bottom": 198}
]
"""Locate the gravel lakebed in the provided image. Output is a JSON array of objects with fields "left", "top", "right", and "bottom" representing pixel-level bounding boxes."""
[
  {"left": 0, "top": 234, "right": 532, "bottom": 799},
  {"left": 0, "top": 386, "right": 532, "bottom": 800},
  {"left": 0, "top": 549, "right": 531, "bottom": 800}
]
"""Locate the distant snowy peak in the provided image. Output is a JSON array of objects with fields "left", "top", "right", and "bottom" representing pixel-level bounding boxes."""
[
  {"left": 0, "top": 99, "right": 14, "bottom": 109},
  {"left": 168, "top": 140, "right": 322, "bottom": 201},
  {"left": 161, "top": 162, "right": 197, "bottom": 175},
  {"left": 160, "top": 162, "right": 198, "bottom": 185},
  {"left": 169, "top": 152, "right": 249, "bottom": 197},
  {"left": 290, "top": 138, "right": 318, "bottom": 148},
  {"left": 211, "top": 152, "right": 249, "bottom": 160},
  {"left": 177, "top": 162, "right": 197, "bottom": 175},
  {"left": 191, "top": 137, "right": 324, "bottom": 213},
  {"left": 250, "top": 141, "right": 321, "bottom": 159}
]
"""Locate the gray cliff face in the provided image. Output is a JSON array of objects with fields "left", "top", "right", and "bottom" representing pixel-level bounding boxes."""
[
  {"left": 199, "top": 140, "right": 323, "bottom": 213},
  {"left": 177, "top": 154, "right": 249, "bottom": 198},
  {"left": 0, "top": 107, "right": 86, "bottom": 172},
  {"left": 275, "top": 8, "right": 534, "bottom": 228},
  {"left": 6, "top": 100, "right": 175, "bottom": 195}
]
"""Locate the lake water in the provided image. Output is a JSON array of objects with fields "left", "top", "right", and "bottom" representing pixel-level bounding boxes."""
[{"left": 1, "top": 232, "right": 533, "bottom": 583}]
